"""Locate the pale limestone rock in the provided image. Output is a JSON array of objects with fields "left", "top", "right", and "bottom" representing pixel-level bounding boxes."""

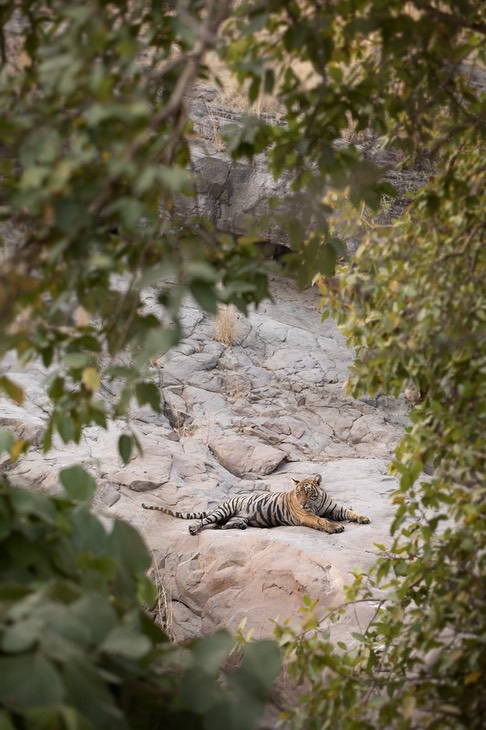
[
  {"left": 207, "top": 433, "right": 286, "bottom": 478},
  {"left": 136, "top": 458, "right": 396, "bottom": 642},
  {"left": 0, "top": 274, "right": 410, "bottom": 647}
]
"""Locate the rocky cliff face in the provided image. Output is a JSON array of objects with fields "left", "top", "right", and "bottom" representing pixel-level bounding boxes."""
[
  {"left": 173, "top": 83, "right": 296, "bottom": 248},
  {"left": 0, "top": 275, "right": 407, "bottom": 642},
  {"left": 179, "top": 83, "right": 430, "bottom": 254}
]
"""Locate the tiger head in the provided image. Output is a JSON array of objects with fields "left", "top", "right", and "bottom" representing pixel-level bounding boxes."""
[{"left": 292, "top": 474, "right": 324, "bottom": 511}]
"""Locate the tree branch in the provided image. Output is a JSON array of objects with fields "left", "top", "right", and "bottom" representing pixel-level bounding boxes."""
[{"left": 412, "top": 1, "right": 486, "bottom": 35}]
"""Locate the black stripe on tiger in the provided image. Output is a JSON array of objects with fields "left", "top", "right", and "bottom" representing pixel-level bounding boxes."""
[{"left": 141, "top": 475, "right": 370, "bottom": 536}]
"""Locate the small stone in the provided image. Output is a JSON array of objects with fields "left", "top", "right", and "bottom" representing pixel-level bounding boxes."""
[
  {"left": 128, "top": 480, "right": 159, "bottom": 492},
  {"left": 98, "top": 482, "right": 121, "bottom": 507}
]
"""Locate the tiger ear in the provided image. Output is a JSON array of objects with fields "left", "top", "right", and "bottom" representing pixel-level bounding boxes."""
[
  {"left": 314, "top": 474, "right": 322, "bottom": 485},
  {"left": 291, "top": 478, "right": 300, "bottom": 486}
]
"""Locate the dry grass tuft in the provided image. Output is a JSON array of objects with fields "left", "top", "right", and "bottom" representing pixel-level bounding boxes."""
[
  {"left": 147, "top": 562, "right": 175, "bottom": 641},
  {"left": 140, "top": 522, "right": 175, "bottom": 641},
  {"left": 214, "top": 304, "right": 239, "bottom": 346},
  {"left": 205, "top": 51, "right": 325, "bottom": 117}
]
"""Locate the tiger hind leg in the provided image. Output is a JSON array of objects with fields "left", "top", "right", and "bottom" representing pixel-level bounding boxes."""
[
  {"left": 188, "top": 516, "right": 248, "bottom": 535},
  {"left": 221, "top": 517, "right": 249, "bottom": 530},
  {"left": 188, "top": 509, "right": 228, "bottom": 535},
  {"left": 189, "top": 519, "right": 215, "bottom": 535}
]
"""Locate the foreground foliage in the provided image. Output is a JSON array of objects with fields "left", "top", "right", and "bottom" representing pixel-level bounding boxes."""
[
  {"left": 0, "top": 0, "right": 270, "bottom": 463},
  {"left": 283, "top": 136, "right": 486, "bottom": 730},
  {"left": 0, "top": 475, "right": 280, "bottom": 729}
]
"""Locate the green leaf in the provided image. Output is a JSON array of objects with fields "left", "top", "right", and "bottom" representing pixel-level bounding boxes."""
[
  {"left": 68, "top": 507, "right": 110, "bottom": 556},
  {"left": 191, "top": 631, "right": 233, "bottom": 677},
  {"left": 22, "top": 705, "right": 94, "bottom": 730},
  {"left": 319, "top": 243, "right": 337, "bottom": 277},
  {"left": 107, "top": 519, "right": 152, "bottom": 577},
  {"left": 47, "top": 375, "right": 65, "bottom": 399},
  {"left": 69, "top": 593, "right": 118, "bottom": 645},
  {"left": 61, "top": 657, "right": 123, "bottom": 729},
  {"left": 135, "top": 327, "right": 179, "bottom": 367},
  {"left": 0, "top": 375, "right": 24, "bottom": 405},
  {"left": 136, "top": 573, "right": 158, "bottom": 609},
  {"left": 188, "top": 261, "right": 219, "bottom": 283},
  {"left": 0, "top": 429, "right": 15, "bottom": 454},
  {"left": 135, "top": 382, "right": 161, "bottom": 412},
  {"left": 158, "top": 165, "right": 194, "bottom": 194},
  {"left": 114, "top": 386, "right": 132, "bottom": 417},
  {"left": 56, "top": 414, "right": 76, "bottom": 444},
  {"left": 9, "top": 487, "right": 57, "bottom": 523},
  {"left": 179, "top": 669, "right": 224, "bottom": 716},
  {"left": 63, "top": 353, "right": 93, "bottom": 370},
  {"left": 54, "top": 200, "right": 91, "bottom": 235},
  {"left": 329, "top": 236, "right": 347, "bottom": 257},
  {"left": 118, "top": 434, "right": 132, "bottom": 465},
  {"left": 100, "top": 627, "right": 151, "bottom": 660},
  {"left": 59, "top": 466, "right": 96, "bottom": 500},
  {"left": 43, "top": 424, "right": 53, "bottom": 453},
  {"left": 203, "top": 640, "right": 281, "bottom": 730},
  {"left": 81, "top": 367, "right": 100, "bottom": 392},
  {"left": 244, "top": 11, "right": 269, "bottom": 35},
  {"left": 190, "top": 281, "right": 218, "bottom": 314},
  {"left": 118, "top": 198, "right": 143, "bottom": 228},
  {"left": 1, "top": 618, "right": 45, "bottom": 653},
  {"left": 248, "top": 75, "right": 261, "bottom": 104},
  {"left": 90, "top": 403, "right": 107, "bottom": 428},
  {"left": 232, "top": 640, "right": 281, "bottom": 691},
  {"left": 0, "top": 654, "right": 65, "bottom": 709},
  {"left": 138, "top": 610, "right": 170, "bottom": 646},
  {"left": 264, "top": 69, "right": 275, "bottom": 95}
]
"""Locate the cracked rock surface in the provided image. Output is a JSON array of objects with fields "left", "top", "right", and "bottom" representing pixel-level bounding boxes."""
[{"left": 0, "top": 275, "right": 407, "bottom": 642}]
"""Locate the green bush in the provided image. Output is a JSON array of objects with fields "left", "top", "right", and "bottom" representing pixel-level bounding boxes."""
[
  {"left": 0, "top": 475, "right": 280, "bottom": 729},
  {"left": 278, "top": 134, "right": 486, "bottom": 730}
]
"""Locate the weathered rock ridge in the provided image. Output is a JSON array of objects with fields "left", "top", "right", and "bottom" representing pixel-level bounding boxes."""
[
  {"left": 0, "top": 275, "right": 408, "bottom": 642},
  {"left": 180, "top": 83, "right": 430, "bottom": 252}
]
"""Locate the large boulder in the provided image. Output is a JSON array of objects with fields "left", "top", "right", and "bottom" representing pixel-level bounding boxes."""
[{"left": 207, "top": 433, "right": 286, "bottom": 478}]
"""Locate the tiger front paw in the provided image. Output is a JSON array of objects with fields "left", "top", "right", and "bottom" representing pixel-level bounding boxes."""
[
  {"left": 357, "top": 516, "right": 371, "bottom": 524},
  {"left": 188, "top": 524, "right": 200, "bottom": 536},
  {"left": 329, "top": 523, "right": 345, "bottom": 533}
]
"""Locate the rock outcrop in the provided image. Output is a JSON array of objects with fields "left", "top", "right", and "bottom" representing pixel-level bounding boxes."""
[
  {"left": 0, "top": 275, "right": 407, "bottom": 643},
  {"left": 178, "top": 83, "right": 431, "bottom": 253},
  {"left": 182, "top": 85, "right": 294, "bottom": 247}
]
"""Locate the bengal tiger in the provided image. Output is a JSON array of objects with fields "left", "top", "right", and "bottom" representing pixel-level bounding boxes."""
[{"left": 141, "top": 474, "right": 370, "bottom": 536}]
